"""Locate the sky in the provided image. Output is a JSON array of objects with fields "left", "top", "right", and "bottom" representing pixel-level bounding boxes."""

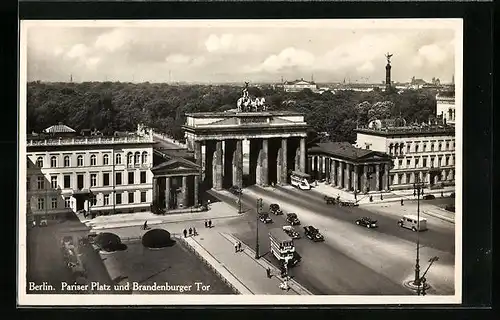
[{"left": 24, "top": 20, "right": 461, "bottom": 84}]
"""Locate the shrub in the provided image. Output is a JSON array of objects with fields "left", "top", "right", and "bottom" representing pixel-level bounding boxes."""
[
  {"left": 142, "top": 229, "right": 175, "bottom": 249},
  {"left": 95, "top": 232, "right": 126, "bottom": 252}
]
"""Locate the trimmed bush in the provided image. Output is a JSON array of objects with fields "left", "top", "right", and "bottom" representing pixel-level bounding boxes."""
[
  {"left": 142, "top": 229, "right": 175, "bottom": 249},
  {"left": 95, "top": 232, "right": 126, "bottom": 252}
]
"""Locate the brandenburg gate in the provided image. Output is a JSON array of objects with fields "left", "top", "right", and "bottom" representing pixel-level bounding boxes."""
[{"left": 182, "top": 87, "right": 309, "bottom": 191}]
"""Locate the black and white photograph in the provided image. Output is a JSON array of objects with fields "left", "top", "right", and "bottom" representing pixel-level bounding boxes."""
[{"left": 18, "top": 19, "right": 462, "bottom": 305}]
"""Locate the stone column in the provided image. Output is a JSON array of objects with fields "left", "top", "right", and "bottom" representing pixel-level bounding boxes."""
[
  {"left": 181, "top": 176, "right": 188, "bottom": 208},
  {"left": 233, "top": 139, "right": 243, "bottom": 188},
  {"left": 345, "top": 163, "right": 351, "bottom": 190},
  {"left": 325, "top": 158, "right": 330, "bottom": 184},
  {"left": 338, "top": 161, "right": 344, "bottom": 188},
  {"left": 295, "top": 148, "right": 300, "bottom": 172},
  {"left": 214, "top": 141, "right": 223, "bottom": 190},
  {"left": 153, "top": 177, "right": 158, "bottom": 205},
  {"left": 194, "top": 175, "right": 199, "bottom": 207},
  {"left": 375, "top": 164, "right": 381, "bottom": 191},
  {"left": 194, "top": 141, "right": 202, "bottom": 166},
  {"left": 281, "top": 138, "right": 288, "bottom": 185},
  {"left": 330, "top": 160, "right": 336, "bottom": 186},
  {"left": 165, "top": 177, "right": 171, "bottom": 209},
  {"left": 261, "top": 139, "right": 269, "bottom": 186},
  {"left": 318, "top": 156, "right": 324, "bottom": 180},
  {"left": 383, "top": 164, "right": 390, "bottom": 191},
  {"left": 308, "top": 156, "right": 314, "bottom": 176},
  {"left": 353, "top": 165, "right": 359, "bottom": 191},
  {"left": 363, "top": 165, "right": 368, "bottom": 193},
  {"left": 300, "top": 137, "right": 306, "bottom": 173}
]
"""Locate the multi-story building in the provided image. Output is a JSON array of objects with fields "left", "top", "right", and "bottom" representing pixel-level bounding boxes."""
[
  {"left": 436, "top": 91, "right": 456, "bottom": 126},
  {"left": 282, "top": 78, "right": 318, "bottom": 93},
  {"left": 355, "top": 126, "right": 455, "bottom": 190},
  {"left": 26, "top": 124, "right": 155, "bottom": 223}
]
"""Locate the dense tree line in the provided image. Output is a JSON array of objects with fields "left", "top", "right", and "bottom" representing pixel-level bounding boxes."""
[{"left": 27, "top": 81, "right": 438, "bottom": 143}]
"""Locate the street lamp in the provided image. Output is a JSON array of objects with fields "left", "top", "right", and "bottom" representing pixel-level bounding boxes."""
[
  {"left": 255, "top": 198, "right": 262, "bottom": 259},
  {"left": 413, "top": 175, "right": 425, "bottom": 287},
  {"left": 417, "top": 256, "right": 439, "bottom": 296}
]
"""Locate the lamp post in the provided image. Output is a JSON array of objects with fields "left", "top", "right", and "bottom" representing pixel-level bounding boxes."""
[
  {"left": 255, "top": 198, "right": 262, "bottom": 259},
  {"left": 417, "top": 256, "right": 439, "bottom": 296},
  {"left": 413, "top": 175, "right": 425, "bottom": 287}
]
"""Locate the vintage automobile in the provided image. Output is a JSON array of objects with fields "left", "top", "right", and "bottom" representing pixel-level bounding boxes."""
[
  {"left": 229, "top": 185, "right": 243, "bottom": 195},
  {"left": 282, "top": 225, "right": 301, "bottom": 239},
  {"left": 324, "top": 196, "right": 336, "bottom": 205},
  {"left": 259, "top": 213, "right": 273, "bottom": 224},
  {"left": 288, "top": 251, "right": 302, "bottom": 267},
  {"left": 338, "top": 200, "right": 359, "bottom": 207},
  {"left": 423, "top": 194, "right": 436, "bottom": 200},
  {"left": 355, "top": 217, "right": 378, "bottom": 228},
  {"left": 269, "top": 203, "right": 283, "bottom": 215},
  {"left": 286, "top": 213, "right": 301, "bottom": 225},
  {"left": 303, "top": 226, "right": 324, "bottom": 242}
]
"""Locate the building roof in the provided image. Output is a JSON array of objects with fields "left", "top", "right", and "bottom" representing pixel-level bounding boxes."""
[
  {"left": 308, "top": 142, "right": 391, "bottom": 162},
  {"left": 356, "top": 125, "right": 455, "bottom": 137},
  {"left": 43, "top": 123, "right": 76, "bottom": 134},
  {"left": 284, "top": 78, "right": 316, "bottom": 85}
]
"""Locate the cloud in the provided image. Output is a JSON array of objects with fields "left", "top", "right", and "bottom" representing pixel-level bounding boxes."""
[
  {"left": 165, "top": 54, "right": 206, "bottom": 67},
  {"left": 356, "top": 61, "right": 375, "bottom": 74},
  {"left": 86, "top": 57, "right": 101, "bottom": 68},
  {"left": 204, "top": 33, "right": 264, "bottom": 53},
  {"left": 252, "top": 47, "right": 315, "bottom": 73},
  {"left": 94, "top": 29, "right": 130, "bottom": 52},
  {"left": 66, "top": 44, "right": 89, "bottom": 59},
  {"left": 412, "top": 42, "right": 452, "bottom": 68}
]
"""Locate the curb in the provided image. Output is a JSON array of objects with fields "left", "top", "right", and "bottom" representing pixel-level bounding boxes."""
[
  {"left": 220, "top": 232, "right": 313, "bottom": 295},
  {"left": 422, "top": 210, "right": 455, "bottom": 224}
]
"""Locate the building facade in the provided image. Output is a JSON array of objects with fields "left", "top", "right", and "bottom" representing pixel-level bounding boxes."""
[
  {"left": 307, "top": 142, "right": 393, "bottom": 193},
  {"left": 26, "top": 126, "right": 155, "bottom": 222},
  {"left": 436, "top": 92, "right": 456, "bottom": 126},
  {"left": 355, "top": 126, "right": 455, "bottom": 190},
  {"left": 283, "top": 79, "right": 318, "bottom": 93}
]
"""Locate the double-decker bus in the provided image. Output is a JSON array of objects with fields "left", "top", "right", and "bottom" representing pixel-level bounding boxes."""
[
  {"left": 269, "top": 228, "right": 295, "bottom": 263},
  {"left": 290, "top": 171, "right": 312, "bottom": 190}
]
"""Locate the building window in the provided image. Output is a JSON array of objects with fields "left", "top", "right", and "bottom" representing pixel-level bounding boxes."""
[
  {"left": 140, "top": 171, "right": 146, "bottom": 184},
  {"left": 64, "top": 156, "right": 70, "bottom": 167},
  {"left": 128, "top": 172, "right": 134, "bottom": 185},
  {"left": 90, "top": 155, "right": 97, "bottom": 166},
  {"left": 51, "top": 176, "right": 58, "bottom": 189},
  {"left": 415, "top": 145, "right": 419, "bottom": 153},
  {"left": 116, "top": 193, "right": 122, "bottom": 205},
  {"left": 77, "top": 174, "right": 84, "bottom": 190},
  {"left": 406, "top": 159, "right": 411, "bottom": 168},
  {"left": 445, "top": 142, "right": 449, "bottom": 150},
  {"left": 116, "top": 154, "right": 122, "bottom": 165},
  {"left": 430, "top": 157, "right": 435, "bottom": 167},
  {"left": 423, "top": 158, "right": 427, "bottom": 167},
  {"left": 142, "top": 152, "right": 148, "bottom": 164},
  {"left": 406, "top": 173, "right": 411, "bottom": 184},
  {"left": 90, "top": 194, "right": 97, "bottom": 206},
  {"left": 103, "top": 154, "right": 109, "bottom": 165},
  {"left": 104, "top": 194, "right": 110, "bottom": 206},
  {"left": 392, "top": 175, "right": 397, "bottom": 185},
  {"left": 445, "top": 156, "right": 449, "bottom": 166},
  {"left": 103, "top": 173, "right": 110, "bottom": 186},
  {"left": 134, "top": 152, "right": 140, "bottom": 164},
  {"left": 116, "top": 172, "right": 122, "bottom": 185},
  {"left": 407, "top": 145, "right": 411, "bottom": 153},
  {"left": 438, "top": 143, "right": 442, "bottom": 151},
  {"left": 127, "top": 152, "right": 133, "bottom": 165},
  {"left": 423, "top": 144, "right": 426, "bottom": 152},
  {"left": 77, "top": 155, "right": 84, "bottom": 167},
  {"left": 64, "top": 197, "right": 71, "bottom": 208},
  {"left": 398, "top": 159, "right": 403, "bottom": 168},
  {"left": 398, "top": 174, "right": 403, "bottom": 184},
  {"left": 430, "top": 143, "right": 434, "bottom": 152},
  {"left": 128, "top": 192, "right": 134, "bottom": 204},
  {"left": 37, "top": 176, "right": 45, "bottom": 189},
  {"left": 90, "top": 174, "right": 97, "bottom": 187},
  {"left": 36, "top": 157, "right": 44, "bottom": 168},
  {"left": 438, "top": 157, "right": 442, "bottom": 167},
  {"left": 37, "top": 198, "right": 44, "bottom": 210},
  {"left": 64, "top": 175, "right": 71, "bottom": 189},
  {"left": 50, "top": 156, "right": 57, "bottom": 168},
  {"left": 51, "top": 197, "right": 58, "bottom": 209},
  {"left": 141, "top": 191, "right": 146, "bottom": 203},
  {"left": 415, "top": 158, "right": 420, "bottom": 167}
]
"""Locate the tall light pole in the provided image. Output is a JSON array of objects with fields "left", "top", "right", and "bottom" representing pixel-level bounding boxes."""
[
  {"left": 418, "top": 256, "right": 439, "bottom": 296},
  {"left": 255, "top": 198, "right": 262, "bottom": 259},
  {"left": 413, "top": 175, "right": 425, "bottom": 287}
]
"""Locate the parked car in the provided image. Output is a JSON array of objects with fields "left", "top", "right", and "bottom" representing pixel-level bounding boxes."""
[
  {"left": 339, "top": 200, "right": 359, "bottom": 207},
  {"left": 324, "top": 196, "right": 336, "bottom": 205},
  {"left": 303, "top": 226, "right": 324, "bottom": 242},
  {"left": 259, "top": 213, "right": 273, "bottom": 224},
  {"left": 288, "top": 251, "right": 302, "bottom": 267},
  {"left": 282, "top": 225, "right": 301, "bottom": 239},
  {"left": 398, "top": 214, "right": 428, "bottom": 232},
  {"left": 286, "top": 213, "right": 301, "bottom": 225},
  {"left": 423, "top": 194, "right": 436, "bottom": 200},
  {"left": 269, "top": 203, "right": 283, "bottom": 215},
  {"left": 355, "top": 217, "right": 378, "bottom": 228},
  {"left": 229, "top": 185, "right": 242, "bottom": 195}
]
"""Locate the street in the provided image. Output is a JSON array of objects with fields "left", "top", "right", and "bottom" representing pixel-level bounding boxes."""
[{"left": 214, "top": 185, "right": 455, "bottom": 295}]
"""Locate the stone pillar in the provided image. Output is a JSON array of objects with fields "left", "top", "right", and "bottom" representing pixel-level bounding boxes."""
[
  {"left": 338, "top": 162, "right": 344, "bottom": 188},
  {"left": 214, "top": 141, "right": 223, "bottom": 190},
  {"left": 363, "top": 165, "right": 368, "bottom": 193},
  {"left": 353, "top": 165, "right": 359, "bottom": 191},
  {"left": 383, "top": 164, "right": 390, "bottom": 191},
  {"left": 281, "top": 138, "right": 288, "bottom": 185},
  {"left": 165, "top": 177, "right": 171, "bottom": 209},
  {"left": 233, "top": 139, "right": 243, "bottom": 188},
  {"left": 181, "top": 176, "right": 188, "bottom": 208},
  {"left": 153, "top": 177, "right": 158, "bottom": 205},
  {"left": 300, "top": 137, "right": 306, "bottom": 173},
  {"left": 375, "top": 164, "right": 381, "bottom": 191},
  {"left": 325, "top": 158, "right": 330, "bottom": 184},
  {"left": 194, "top": 176, "right": 199, "bottom": 207},
  {"left": 330, "top": 160, "right": 336, "bottom": 186},
  {"left": 345, "top": 163, "right": 351, "bottom": 190},
  {"left": 224, "top": 140, "right": 236, "bottom": 188},
  {"left": 194, "top": 141, "right": 202, "bottom": 166},
  {"left": 308, "top": 156, "right": 314, "bottom": 176},
  {"left": 261, "top": 139, "right": 269, "bottom": 186},
  {"left": 318, "top": 156, "right": 324, "bottom": 180},
  {"left": 294, "top": 148, "right": 300, "bottom": 172}
]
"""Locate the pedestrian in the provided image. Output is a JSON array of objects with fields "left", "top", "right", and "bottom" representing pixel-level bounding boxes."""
[
  {"left": 208, "top": 220, "right": 212, "bottom": 228},
  {"left": 143, "top": 220, "right": 148, "bottom": 230},
  {"left": 204, "top": 220, "right": 208, "bottom": 228},
  {"left": 380, "top": 194, "right": 383, "bottom": 200},
  {"left": 441, "top": 191, "right": 444, "bottom": 197},
  {"left": 189, "top": 227, "right": 193, "bottom": 236},
  {"left": 193, "top": 227, "right": 197, "bottom": 236},
  {"left": 183, "top": 229, "right": 187, "bottom": 238},
  {"left": 238, "top": 241, "right": 242, "bottom": 252},
  {"left": 234, "top": 242, "right": 238, "bottom": 253},
  {"left": 369, "top": 195, "right": 373, "bottom": 202},
  {"left": 401, "top": 199, "right": 404, "bottom": 206}
]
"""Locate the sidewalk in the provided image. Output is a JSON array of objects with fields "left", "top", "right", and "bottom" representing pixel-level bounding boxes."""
[
  {"left": 83, "top": 202, "right": 243, "bottom": 230},
  {"left": 184, "top": 231, "right": 311, "bottom": 295}
]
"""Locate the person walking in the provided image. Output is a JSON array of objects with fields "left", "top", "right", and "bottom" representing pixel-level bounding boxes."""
[
  {"left": 204, "top": 220, "right": 208, "bottom": 228},
  {"left": 193, "top": 227, "right": 197, "bottom": 236},
  {"left": 183, "top": 229, "right": 187, "bottom": 238},
  {"left": 208, "top": 220, "right": 212, "bottom": 228},
  {"left": 143, "top": 221, "right": 148, "bottom": 230},
  {"left": 401, "top": 199, "right": 404, "bottom": 206},
  {"left": 234, "top": 242, "right": 239, "bottom": 253},
  {"left": 189, "top": 227, "right": 193, "bottom": 236},
  {"left": 238, "top": 241, "right": 242, "bottom": 252}
]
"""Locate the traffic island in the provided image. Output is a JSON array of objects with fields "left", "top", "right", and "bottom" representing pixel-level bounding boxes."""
[{"left": 403, "top": 279, "right": 431, "bottom": 294}]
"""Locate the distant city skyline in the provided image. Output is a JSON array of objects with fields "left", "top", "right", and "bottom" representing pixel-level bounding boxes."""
[{"left": 24, "top": 20, "right": 460, "bottom": 84}]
